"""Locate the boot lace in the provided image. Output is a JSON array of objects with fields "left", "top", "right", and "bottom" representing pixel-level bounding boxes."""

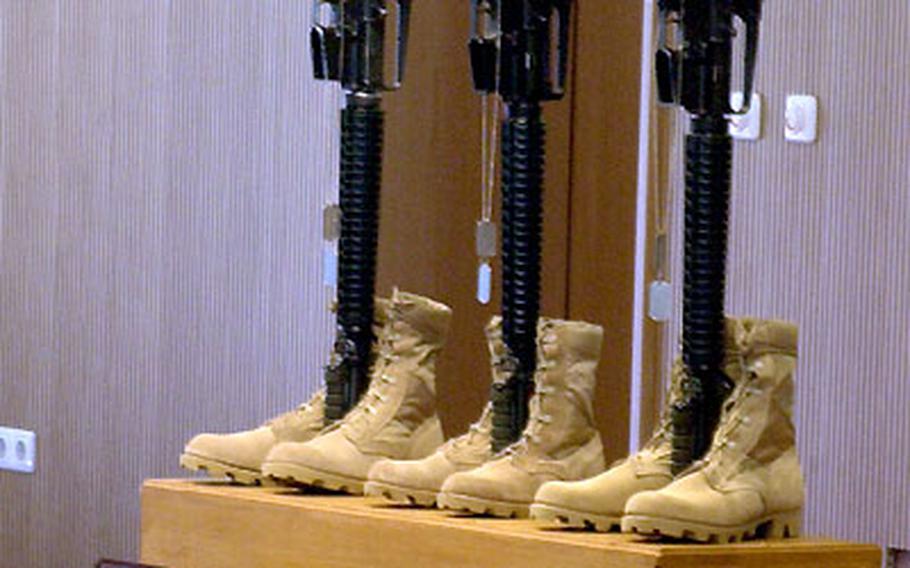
[
  {"left": 684, "top": 363, "right": 763, "bottom": 473},
  {"left": 342, "top": 318, "right": 404, "bottom": 429},
  {"left": 265, "top": 389, "right": 325, "bottom": 429},
  {"left": 642, "top": 362, "right": 687, "bottom": 452},
  {"left": 502, "top": 357, "right": 556, "bottom": 457},
  {"left": 445, "top": 403, "right": 493, "bottom": 451}
]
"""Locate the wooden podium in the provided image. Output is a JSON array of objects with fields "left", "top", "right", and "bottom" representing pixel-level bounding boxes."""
[{"left": 141, "top": 480, "right": 881, "bottom": 568}]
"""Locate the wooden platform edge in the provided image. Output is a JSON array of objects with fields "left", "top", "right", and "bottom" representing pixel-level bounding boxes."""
[{"left": 141, "top": 479, "right": 883, "bottom": 568}]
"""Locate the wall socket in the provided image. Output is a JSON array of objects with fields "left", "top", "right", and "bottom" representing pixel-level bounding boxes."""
[{"left": 0, "top": 426, "right": 36, "bottom": 473}]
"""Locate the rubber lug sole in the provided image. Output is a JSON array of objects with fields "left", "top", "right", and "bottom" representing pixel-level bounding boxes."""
[
  {"left": 621, "top": 509, "right": 802, "bottom": 543},
  {"left": 530, "top": 503, "right": 621, "bottom": 532},
  {"left": 179, "top": 452, "right": 275, "bottom": 486},
  {"left": 363, "top": 481, "right": 438, "bottom": 507},
  {"left": 437, "top": 491, "right": 529, "bottom": 519},
  {"left": 263, "top": 461, "right": 365, "bottom": 495}
]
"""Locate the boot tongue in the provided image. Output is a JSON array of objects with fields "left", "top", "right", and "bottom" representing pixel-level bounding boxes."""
[
  {"left": 695, "top": 319, "right": 798, "bottom": 479},
  {"left": 741, "top": 319, "right": 798, "bottom": 357},
  {"left": 508, "top": 318, "right": 601, "bottom": 459},
  {"left": 721, "top": 317, "right": 797, "bottom": 385},
  {"left": 387, "top": 288, "right": 452, "bottom": 347}
]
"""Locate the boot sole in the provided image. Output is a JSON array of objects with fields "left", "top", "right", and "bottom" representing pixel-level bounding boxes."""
[
  {"left": 179, "top": 452, "right": 275, "bottom": 486},
  {"left": 621, "top": 509, "right": 802, "bottom": 543},
  {"left": 530, "top": 503, "right": 621, "bottom": 532},
  {"left": 363, "top": 481, "right": 439, "bottom": 507},
  {"left": 437, "top": 491, "right": 529, "bottom": 519},
  {"left": 264, "top": 461, "right": 365, "bottom": 495}
]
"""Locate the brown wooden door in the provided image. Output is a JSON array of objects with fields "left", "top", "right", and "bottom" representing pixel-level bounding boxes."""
[{"left": 379, "top": 1, "right": 644, "bottom": 460}]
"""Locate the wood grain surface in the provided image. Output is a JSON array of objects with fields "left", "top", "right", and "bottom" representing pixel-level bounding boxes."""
[{"left": 141, "top": 479, "right": 883, "bottom": 568}]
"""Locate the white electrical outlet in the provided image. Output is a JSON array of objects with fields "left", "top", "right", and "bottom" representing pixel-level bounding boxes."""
[
  {"left": 785, "top": 94, "right": 818, "bottom": 143},
  {"left": 0, "top": 426, "right": 36, "bottom": 474}
]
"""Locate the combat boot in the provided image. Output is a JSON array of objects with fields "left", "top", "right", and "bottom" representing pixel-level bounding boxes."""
[
  {"left": 262, "top": 290, "right": 450, "bottom": 494},
  {"left": 364, "top": 316, "right": 505, "bottom": 506},
  {"left": 179, "top": 299, "right": 390, "bottom": 485},
  {"left": 437, "top": 318, "right": 606, "bottom": 518},
  {"left": 531, "top": 317, "right": 749, "bottom": 531},
  {"left": 623, "top": 319, "right": 802, "bottom": 542}
]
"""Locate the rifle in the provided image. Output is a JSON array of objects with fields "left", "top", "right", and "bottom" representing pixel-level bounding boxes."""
[
  {"left": 311, "top": 0, "right": 412, "bottom": 424},
  {"left": 469, "top": 0, "right": 572, "bottom": 452},
  {"left": 655, "top": 0, "right": 762, "bottom": 473}
]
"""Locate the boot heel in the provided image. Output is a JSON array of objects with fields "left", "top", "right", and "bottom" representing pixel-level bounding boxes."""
[{"left": 767, "top": 510, "right": 801, "bottom": 539}]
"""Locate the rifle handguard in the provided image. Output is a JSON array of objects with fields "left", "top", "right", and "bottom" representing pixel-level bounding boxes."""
[
  {"left": 323, "top": 95, "right": 384, "bottom": 423},
  {"left": 671, "top": 115, "right": 735, "bottom": 473},
  {"left": 493, "top": 101, "right": 545, "bottom": 451}
]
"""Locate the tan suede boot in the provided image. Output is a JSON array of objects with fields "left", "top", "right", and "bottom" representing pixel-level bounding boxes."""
[
  {"left": 179, "top": 299, "right": 390, "bottom": 485},
  {"left": 364, "top": 316, "right": 505, "bottom": 506},
  {"left": 262, "top": 290, "right": 450, "bottom": 494},
  {"left": 623, "top": 319, "right": 802, "bottom": 542},
  {"left": 437, "top": 318, "right": 606, "bottom": 518},
  {"left": 531, "top": 317, "right": 749, "bottom": 531}
]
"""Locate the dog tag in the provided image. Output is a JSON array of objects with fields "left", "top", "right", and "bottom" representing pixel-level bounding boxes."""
[
  {"left": 323, "top": 204, "right": 341, "bottom": 242},
  {"left": 648, "top": 280, "right": 672, "bottom": 322},
  {"left": 476, "top": 261, "right": 492, "bottom": 305},
  {"left": 475, "top": 220, "right": 497, "bottom": 259}
]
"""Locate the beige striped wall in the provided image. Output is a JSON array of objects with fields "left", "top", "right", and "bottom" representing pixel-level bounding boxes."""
[
  {"left": 0, "top": 2, "right": 337, "bottom": 566},
  {"left": 658, "top": 0, "right": 909, "bottom": 551}
]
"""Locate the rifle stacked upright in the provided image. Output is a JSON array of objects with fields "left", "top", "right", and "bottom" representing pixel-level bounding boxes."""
[
  {"left": 311, "top": 1, "right": 412, "bottom": 424},
  {"left": 469, "top": 0, "right": 572, "bottom": 452},
  {"left": 655, "top": 0, "right": 762, "bottom": 473}
]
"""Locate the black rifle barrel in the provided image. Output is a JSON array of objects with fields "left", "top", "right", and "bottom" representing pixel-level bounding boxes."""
[
  {"left": 672, "top": 113, "right": 733, "bottom": 473},
  {"left": 470, "top": 0, "right": 572, "bottom": 451},
  {"left": 657, "top": 0, "right": 762, "bottom": 473},
  {"left": 312, "top": 1, "right": 410, "bottom": 424},
  {"left": 492, "top": 101, "right": 545, "bottom": 452},
  {"left": 325, "top": 94, "right": 384, "bottom": 423}
]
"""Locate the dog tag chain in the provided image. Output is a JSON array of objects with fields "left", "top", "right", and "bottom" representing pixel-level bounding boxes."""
[{"left": 476, "top": 93, "right": 500, "bottom": 304}]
